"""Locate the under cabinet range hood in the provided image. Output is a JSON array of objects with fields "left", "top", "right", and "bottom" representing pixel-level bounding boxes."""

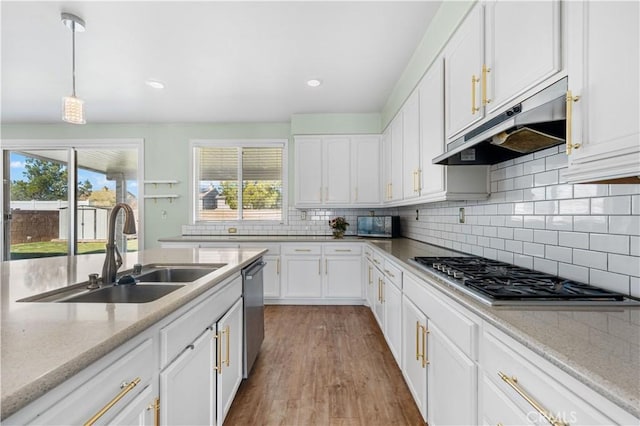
[{"left": 434, "top": 78, "right": 568, "bottom": 165}]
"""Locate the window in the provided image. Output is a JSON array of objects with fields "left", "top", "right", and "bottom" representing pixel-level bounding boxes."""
[
  {"left": 1, "top": 140, "right": 143, "bottom": 261},
  {"left": 192, "top": 140, "right": 287, "bottom": 222}
]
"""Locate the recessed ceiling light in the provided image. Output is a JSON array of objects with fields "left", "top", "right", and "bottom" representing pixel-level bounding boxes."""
[
  {"left": 145, "top": 80, "right": 165, "bottom": 89},
  {"left": 307, "top": 79, "right": 322, "bottom": 87}
]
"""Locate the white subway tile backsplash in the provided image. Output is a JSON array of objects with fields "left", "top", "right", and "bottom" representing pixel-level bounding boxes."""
[
  {"left": 573, "top": 249, "right": 608, "bottom": 270},
  {"left": 559, "top": 199, "right": 590, "bottom": 215},
  {"left": 534, "top": 229, "right": 558, "bottom": 245},
  {"left": 514, "top": 175, "right": 533, "bottom": 190},
  {"left": 534, "top": 170, "right": 559, "bottom": 187},
  {"left": 559, "top": 263, "right": 589, "bottom": 282},
  {"left": 559, "top": 232, "right": 589, "bottom": 249},
  {"left": 535, "top": 200, "right": 558, "bottom": 215},
  {"left": 546, "top": 216, "right": 573, "bottom": 231},
  {"left": 523, "top": 215, "right": 546, "bottom": 229},
  {"left": 497, "top": 227, "right": 513, "bottom": 240},
  {"left": 523, "top": 242, "right": 545, "bottom": 258},
  {"left": 484, "top": 248, "right": 498, "bottom": 259},
  {"left": 505, "top": 164, "right": 524, "bottom": 179},
  {"left": 591, "top": 196, "right": 632, "bottom": 215},
  {"left": 608, "top": 254, "right": 640, "bottom": 277},
  {"left": 523, "top": 158, "right": 546, "bottom": 175},
  {"left": 590, "top": 234, "right": 630, "bottom": 255},
  {"left": 514, "top": 202, "right": 534, "bottom": 215},
  {"left": 609, "top": 216, "right": 640, "bottom": 236},
  {"left": 546, "top": 185, "right": 573, "bottom": 200},
  {"left": 546, "top": 245, "right": 572, "bottom": 263},
  {"left": 497, "top": 250, "right": 514, "bottom": 263},
  {"left": 523, "top": 187, "right": 546, "bottom": 201},
  {"left": 505, "top": 215, "right": 524, "bottom": 228},
  {"left": 534, "top": 257, "right": 558, "bottom": 275},
  {"left": 505, "top": 240, "right": 523, "bottom": 253},
  {"left": 514, "top": 254, "right": 533, "bottom": 269},
  {"left": 632, "top": 237, "right": 640, "bottom": 256},
  {"left": 514, "top": 228, "right": 534, "bottom": 242},
  {"left": 574, "top": 216, "right": 608, "bottom": 233},
  {"left": 590, "top": 269, "right": 630, "bottom": 294},
  {"left": 545, "top": 153, "right": 567, "bottom": 171},
  {"left": 498, "top": 180, "right": 514, "bottom": 192},
  {"left": 534, "top": 146, "right": 559, "bottom": 158},
  {"left": 574, "top": 184, "right": 608, "bottom": 198},
  {"left": 631, "top": 277, "right": 640, "bottom": 298},
  {"left": 608, "top": 184, "right": 640, "bottom": 196},
  {"left": 633, "top": 196, "right": 639, "bottom": 215},
  {"left": 497, "top": 203, "right": 514, "bottom": 215}
]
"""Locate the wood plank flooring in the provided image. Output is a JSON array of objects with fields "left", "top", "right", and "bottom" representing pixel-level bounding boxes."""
[{"left": 224, "top": 305, "right": 424, "bottom": 426}]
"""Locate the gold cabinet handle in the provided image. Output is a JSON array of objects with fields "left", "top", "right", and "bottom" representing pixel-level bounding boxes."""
[
  {"left": 566, "top": 90, "right": 581, "bottom": 155},
  {"left": 417, "top": 169, "right": 421, "bottom": 192},
  {"left": 498, "top": 372, "right": 569, "bottom": 426},
  {"left": 422, "top": 326, "right": 429, "bottom": 368},
  {"left": 325, "top": 258, "right": 328, "bottom": 275},
  {"left": 146, "top": 397, "right": 160, "bottom": 426},
  {"left": 384, "top": 269, "right": 395, "bottom": 278},
  {"left": 377, "top": 278, "right": 382, "bottom": 302},
  {"left": 224, "top": 325, "right": 230, "bottom": 367},
  {"left": 368, "top": 266, "right": 372, "bottom": 285},
  {"left": 373, "top": 258, "right": 380, "bottom": 265},
  {"left": 318, "top": 259, "right": 321, "bottom": 275},
  {"left": 84, "top": 377, "right": 141, "bottom": 426},
  {"left": 380, "top": 280, "right": 385, "bottom": 303},
  {"left": 214, "top": 331, "right": 222, "bottom": 374},
  {"left": 276, "top": 258, "right": 280, "bottom": 275},
  {"left": 482, "top": 64, "right": 492, "bottom": 106},
  {"left": 471, "top": 75, "right": 481, "bottom": 114},
  {"left": 415, "top": 321, "right": 421, "bottom": 361},
  {"left": 295, "top": 249, "right": 311, "bottom": 252},
  {"left": 334, "top": 249, "right": 352, "bottom": 252}
]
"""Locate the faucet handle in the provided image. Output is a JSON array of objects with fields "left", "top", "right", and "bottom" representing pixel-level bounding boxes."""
[
  {"left": 133, "top": 264, "right": 142, "bottom": 275},
  {"left": 87, "top": 273, "right": 100, "bottom": 290}
]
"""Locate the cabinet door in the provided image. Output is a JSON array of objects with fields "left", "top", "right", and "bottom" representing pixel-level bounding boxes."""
[
  {"left": 351, "top": 136, "right": 381, "bottom": 205},
  {"left": 295, "top": 137, "right": 323, "bottom": 205},
  {"left": 263, "top": 254, "right": 281, "bottom": 298},
  {"left": 160, "top": 329, "right": 215, "bottom": 426},
  {"left": 365, "top": 259, "right": 375, "bottom": 308},
  {"left": 402, "top": 295, "right": 428, "bottom": 422},
  {"left": 282, "top": 256, "right": 323, "bottom": 298},
  {"left": 444, "top": 4, "right": 484, "bottom": 140},
  {"left": 390, "top": 114, "right": 404, "bottom": 202},
  {"left": 403, "top": 91, "right": 421, "bottom": 200},
  {"left": 216, "top": 298, "right": 243, "bottom": 426},
  {"left": 384, "top": 281, "right": 402, "bottom": 366},
  {"left": 419, "top": 58, "right": 446, "bottom": 197},
  {"left": 324, "top": 255, "right": 363, "bottom": 299},
  {"left": 110, "top": 385, "right": 157, "bottom": 426},
  {"left": 372, "top": 267, "right": 385, "bottom": 329},
  {"left": 428, "top": 322, "right": 477, "bottom": 426},
  {"left": 565, "top": 1, "right": 640, "bottom": 183},
  {"left": 485, "top": 0, "right": 561, "bottom": 114},
  {"left": 382, "top": 128, "right": 392, "bottom": 202},
  {"left": 323, "top": 137, "right": 351, "bottom": 204}
]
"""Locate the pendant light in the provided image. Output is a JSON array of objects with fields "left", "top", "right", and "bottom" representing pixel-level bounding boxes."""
[{"left": 61, "top": 13, "right": 86, "bottom": 124}]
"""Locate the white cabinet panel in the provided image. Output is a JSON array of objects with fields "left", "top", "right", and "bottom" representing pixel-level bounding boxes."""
[
  {"left": 262, "top": 254, "right": 281, "bottom": 298},
  {"left": 402, "top": 295, "right": 428, "bottom": 422},
  {"left": 389, "top": 115, "right": 404, "bottom": 202},
  {"left": 384, "top": 279, "right": 402, "bottom": 366},
  {"left": 295, "top": 137, "right": 323, "bottom": 205},
  {"left": 325, "top": 255, "right": 362, "bottom": 299},
  {"left": 352, "top": 136, "right": 381, "bottom": 204},
  {"left": 109, "top": 385, "right": 156, "bottom": 426},
  {"left": 565, "top": 0, "right": 640, "bottom": 183},
  {"left": 485, "top": 0, "right": 561, "bottom": 114},
  {"left": 216, "top": 297, "right": 243, "bottom": 426},
  {"left": 402, "top": 91, "right": 421, "bottom": 200},
  {"left": 323, "top": 137, "right": 351, "bottom": 205},
  {"left": 419, "top": 58, "right": 446, "bottom": 197},
  {"left": 282, "top": 255, "right": 323, "bottom": 298}
]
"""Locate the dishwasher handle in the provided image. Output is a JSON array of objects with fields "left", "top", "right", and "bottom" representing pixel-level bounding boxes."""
[{"left": 243, "top": 260, "right": 266, "bottom": 280}]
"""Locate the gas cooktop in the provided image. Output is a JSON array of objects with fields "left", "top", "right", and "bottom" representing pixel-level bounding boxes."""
[{"left": 411, "top": 256, "right": 639, "bottom": 306}]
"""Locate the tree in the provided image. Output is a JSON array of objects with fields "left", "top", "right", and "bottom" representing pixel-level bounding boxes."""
[
  {"left": 219, "top": 181, "right": 280, "bottom": 210},
  {"left": 78, "top": 179, "right": 93, "bottom": 200},
  {"left": 88, "top": 187, "right": 116, "bottom": 206},
  {"left": 10, "top": 158, "right": 68, "bottom": 201}
]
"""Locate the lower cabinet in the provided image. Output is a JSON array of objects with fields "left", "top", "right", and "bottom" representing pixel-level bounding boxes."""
[
  {"left": 216, "top": 298, "right": 243, "bottom": 425},
  {"left": 262, "top": 254, "right": 281, "bottom": 299},
  {"left": 160, "top": 329, "right": 216, "bottom": 425},
  {"left": 427, "top": 322, "right": 477, "bottom": 426},
  {"left": 109, "top": 385, "right": 158, "bottom": 426},
  {"left": 401, "top": 295, "right": 428, "bottom": 421}
]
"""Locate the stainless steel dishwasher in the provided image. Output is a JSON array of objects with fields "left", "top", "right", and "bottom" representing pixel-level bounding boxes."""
[{"left": 241, "top": 258, "right": 266, "bottom": 378}]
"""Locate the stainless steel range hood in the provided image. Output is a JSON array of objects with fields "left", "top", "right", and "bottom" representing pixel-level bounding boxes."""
[{"left": 433, "top": 78, "right": 567, "bottom": 165}]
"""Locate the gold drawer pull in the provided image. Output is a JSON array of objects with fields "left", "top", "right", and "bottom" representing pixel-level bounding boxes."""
[
  {"left": 214, "top": 331, "right": 222, "bottom": 374},
  {"left": 415, "top": 321, "right": 421, "bottom": 361},
  {"left": 471, "top": 74, "right": 480, "bottom": 114},
  {"left": 334, "top": 249, "right": 352, "bottom": 252},
  {"left": 224, "top": 325, "right": 231, "bottom": 367},
  {"left": 294, "top": 249, "right": 312, "bottom": 252},
  {"left": 384, "top": 269, "right": 395, "bottom": 278},
  {"left": 498, "top": 372, "right": 569, "bottom": 426},
  {"left": 84, "top": 377, "right": 141, "bottom": 426},
  {"left": 146, "top": 397, "right": 160, "bottom": 426}
]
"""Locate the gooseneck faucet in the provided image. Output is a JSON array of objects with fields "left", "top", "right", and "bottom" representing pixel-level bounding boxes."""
[{"left": 101, "top": 203, "right": 137, "bottom": 284}]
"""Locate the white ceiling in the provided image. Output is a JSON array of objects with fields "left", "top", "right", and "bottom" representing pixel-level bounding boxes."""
[{"left": 1, "top": 1, "right": 442, "bottom": 124}]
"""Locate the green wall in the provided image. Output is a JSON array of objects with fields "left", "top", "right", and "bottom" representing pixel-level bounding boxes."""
[{"left": 1, "top": 123, "right": 290, "bottom": 248}]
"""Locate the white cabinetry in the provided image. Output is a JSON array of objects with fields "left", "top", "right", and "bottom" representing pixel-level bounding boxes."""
[
  {"left": 480, "top": 324, "right": 636, "bottom": 426},
  {"left": 240, "top": 243, "right": 281, "bottom": 300},
  {"left": 564, "top": 0, "right": 640, "bottom": 183},
  {"left": 389, "top": 116, "right": 404, "bottom": 202},
  {"left": 418, "top": 58, "right": 489, "bottom": 203},
  {"left": 295, "top": 135, "right": 381, "bottom": 207},
  {"left": 401, "top": 295, "right": 428, "bottom": 421},
  {"left": 281, "top": 243, "right": 363, "bottom": 304},
  {"left": 444, "top": 1, "right": 561, "bottom": 141},
  {"left": 402, "top": 91, "right": 421, "bottom": 200},
  {"left": 109, "top": 385, "right": 157, "bottom": 426},
  {"left": 216, "top": 297, "right": 243, "bottom": 425}
]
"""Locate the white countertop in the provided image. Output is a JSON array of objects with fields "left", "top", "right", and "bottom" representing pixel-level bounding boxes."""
[{"left": 0, "top": 247, "right": 265, "bottom": 420}]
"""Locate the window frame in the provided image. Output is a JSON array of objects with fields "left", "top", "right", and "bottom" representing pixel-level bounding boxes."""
[
  {"left": 1, "top": 138, "right": 144, "bottom": 261},
  {"left": 189, "top": 139, "right": 289, "bottom": 225}
]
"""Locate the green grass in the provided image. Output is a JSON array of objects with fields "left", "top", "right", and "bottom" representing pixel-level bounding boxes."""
[{"left": 10, "top": 240, "right": 138, "bottom": 259}]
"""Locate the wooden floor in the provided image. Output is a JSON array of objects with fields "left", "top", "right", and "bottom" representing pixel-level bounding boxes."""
[{"left": 224, "top": 305, "right": 424, "bottom": 426}]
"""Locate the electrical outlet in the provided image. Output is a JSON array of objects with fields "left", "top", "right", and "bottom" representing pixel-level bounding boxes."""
[
  {"left": 300, "top": 211, "right": 307, "bottom": 220},
  {"left": 459, "top": 208, "right": 465, "bottom": 224},
  {"left": 228, "top": 227, "right": 237, "bottom": 234}
]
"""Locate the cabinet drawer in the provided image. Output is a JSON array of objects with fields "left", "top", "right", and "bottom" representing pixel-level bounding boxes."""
[
  {"left": 482, "top": 327, "right": 616, "bottom": 425},
  {"left": 480, "top": 373, "right": 533, "bottom": 426},
  {"left": 324, "top": 244, "right": 362, "bottom": 255},
  {"left": 372, "top": 251, "right": 385, "bottom": 268},
  {"left": 382, "top": 260, "right": 402, "bottom": 289},
  {"left": 31, "top": 338, "right": 155, "bottom": 425},
  {"left": 404, "top": 272, "right": 477, "bottom": 359},
  {"left": 239, "top": 243, "right": 280, "bottom": 255},
  {"left": 282, "top": 244, "right": 322, "bottom": 255},
  {"left": 160, "top": 275, "right": 242, "bottom": 367}
]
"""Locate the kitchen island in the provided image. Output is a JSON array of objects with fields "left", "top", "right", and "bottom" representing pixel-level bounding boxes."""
[{"left": 0, "top": 247, "right": 265, "bottom": 420}]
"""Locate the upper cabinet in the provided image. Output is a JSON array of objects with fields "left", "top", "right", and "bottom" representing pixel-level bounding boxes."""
[
  {"left": 402, "top": 91, "right": 421, "bottom": 201},
  {"left": 564, "top": 0, "right": 640, "bottom": 183},
  {"left": 444, "top": 1, "right": 562, "bottom": 141},
  {"left": 295, "top": 135, "right": 381, "bottom": 208}
]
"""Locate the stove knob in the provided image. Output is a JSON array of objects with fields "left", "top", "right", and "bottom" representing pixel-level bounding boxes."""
[
  {"left": 432, "top": 263, "right": 440, "bottom": 269},
  {"left": 453, "top": 271, "right": 463, "bottom": 279},
  {"left": 447, "top": 269, "right": 455, "bottom": 276}
]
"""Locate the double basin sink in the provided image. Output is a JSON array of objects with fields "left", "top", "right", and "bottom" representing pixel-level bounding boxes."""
[{"left": 19, "top": 264, "right": 226, "bottom": 304}]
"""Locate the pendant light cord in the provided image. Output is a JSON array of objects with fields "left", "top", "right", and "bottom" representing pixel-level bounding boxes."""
[{"left": 71, "top": 22, "right": 76, "bottom": 97}]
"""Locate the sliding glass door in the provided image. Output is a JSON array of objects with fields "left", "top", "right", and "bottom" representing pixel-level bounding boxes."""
[{"left": 1, "top": 140, "right": 143, "bottom": 261}]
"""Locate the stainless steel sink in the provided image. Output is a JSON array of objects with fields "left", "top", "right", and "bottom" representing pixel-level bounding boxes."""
[
  {"left": 58, "top": 284, "right": 184, "bottom": 303},
  {"left": 135, "top": 267, "right": 217, "bottom": 283}
]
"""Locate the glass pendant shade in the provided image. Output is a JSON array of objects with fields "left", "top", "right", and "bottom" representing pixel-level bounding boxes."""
[{"left": 62, "top": 95, "right": 85, "bottom": 124}]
